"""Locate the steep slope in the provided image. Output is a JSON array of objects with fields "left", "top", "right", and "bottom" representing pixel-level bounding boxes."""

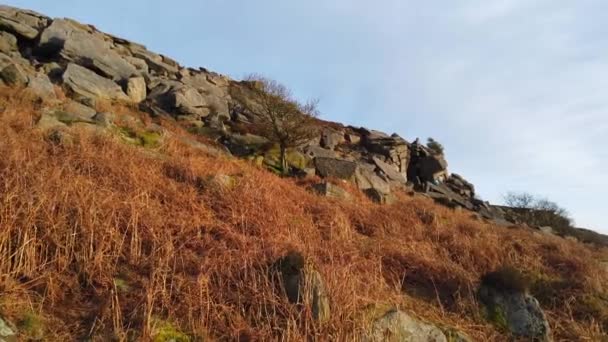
[{"left": 0, "top": 5, "right": 607, "bottom": 341}]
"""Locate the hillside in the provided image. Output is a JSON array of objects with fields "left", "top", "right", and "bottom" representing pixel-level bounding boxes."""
[{"left": 0, "top": 5, "right": 608, "bottom": 341}]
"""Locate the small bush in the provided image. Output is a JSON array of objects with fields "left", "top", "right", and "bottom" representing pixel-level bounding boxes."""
[{"left": 481, "top": 266, "right": 531, "bottom": 293}]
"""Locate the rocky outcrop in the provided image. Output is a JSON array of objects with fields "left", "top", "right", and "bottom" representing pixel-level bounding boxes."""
[{"left": 0, "top": 4, "right": 507, "bottom": 223}]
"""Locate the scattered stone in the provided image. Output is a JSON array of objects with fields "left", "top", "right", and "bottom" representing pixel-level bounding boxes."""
[
  {"left": 314, "top": 157, "right": 358, "bottom": 180},
  {"left": 312, "top": 182, "right": 351, "bottom": 201},
  {"left": 364, "top": 188, "right": 395, "bottom": 204}
]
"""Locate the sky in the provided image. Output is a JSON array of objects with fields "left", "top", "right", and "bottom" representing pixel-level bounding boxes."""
[{"left": 7, "top": 0, "right": 608, "bottom": 232}]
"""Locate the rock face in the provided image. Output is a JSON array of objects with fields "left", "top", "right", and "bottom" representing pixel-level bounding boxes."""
[
  {"left": 0, "top": 4, "right": 500, "bottom": 220},
  {"left": 312, "top": 182, "right": 351, "bottom": 201}
]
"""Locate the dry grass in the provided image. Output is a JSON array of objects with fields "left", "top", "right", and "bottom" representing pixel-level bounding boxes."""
[{"left": 0, "top": 87, "right": 607, "bottom": 341}]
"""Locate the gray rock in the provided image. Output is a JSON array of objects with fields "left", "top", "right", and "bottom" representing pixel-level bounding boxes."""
[
  {"left": 479, "top": 284, "right": 551, "bottom": 341},
  {"left": 364, "top": 188, "right": 395, "bottom": 204},
  {"left": 124, "top": 56, "right": 149, "bottom": 75},
  {"left": 355, "top": 164, "right": 391, "bottom": 194},
  {"left": 39, "top": 19, "right": 137, "bottom": 81},
  {"left": 0, "top": 63, "right": 28, "bottom": 86},
  {"left": 180, "top": 72, "right": 230, "bottom": 120},
  {"left": 278, "top": 252, "right": 330, "bottom": 323},
  {"left": 128, "top": 45, "right": 179, "bottom": 75},
  {"left": 36, "top": 112, "right": 67, "bottom": 131},
  {"left": 62, "top": 63, "right": 129, "bottom": 103},
  {"left": 320, "top": 128, "right": 345, "bottom": 150},
  {"left": 27, "top": 73, "right": 56, "bottom": 99},
  {"left": 172, "top": 86, "right": 210, "bottom": 118},
  {"left": 303, "top": 145, "right": 338, "bottom": 159},
  {"left": 0, "top": 317, "right": 16, "bottom": 342},
  {"left": 367, "top": 309, "right": 447, "bottom": 342},
  {"left": 0, "top": 31, "right": 17, "bottom": 54},
  {"left": 224, "top": 133, "right": 269, "bottom": 157},
  {"left": 62, "top": 100, "right": 97, "bottom": 120},
  {"left": 0, "top": 5, "right": 49, "bottom": 39},
  {"left": 373, "top": 156, "right": 406, "bottom": 183},
  {"left": 126, "top": 76, "right": 147, "bottom": 103},
  {"left": 314, "top": 157, "right": 358, "bottom": 180},
  {"left": 312, "top": 182, "right": 351, "bottom": 201}
]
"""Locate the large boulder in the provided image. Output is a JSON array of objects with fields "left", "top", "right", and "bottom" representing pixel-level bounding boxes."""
[
  {"left": 0, "top": 5, "right": 49, "bottom": 40},
  {"left": 128, "top": 44, "right": 179, "bottom": 76},
  {"left": 62, "top": 63, "right": 129, "bottom": 103},
  {"left": 478, "top": 268, "right": 551, "bottom": 341},
  {"left": 27, "top": 72, "right": 56, "bottom": 99},
  {"left": 314, "top": 157, "right": 358, "bottom": 180},
  {"left": 278, "top": 251, "right": 330, "bottom": 323},
  {"left": 361, "top": 130, "right": 409, "bottom": 175},
  {"left": 0, "top": 62, "right": 28, "bottom": 86},
  {"left": 38, "top": 19, "right": 137, "bottom": 81},
  {"left": 126, "top": 76, "right": 147, "bottom": 103}
]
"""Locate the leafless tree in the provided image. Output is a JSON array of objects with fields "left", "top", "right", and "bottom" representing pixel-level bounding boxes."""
[
  {"left": 236, "top": 74, "right": 319, "bottom": 174},
  {"left": 503, "top": 192, "right": 572, "bottom": 229}
]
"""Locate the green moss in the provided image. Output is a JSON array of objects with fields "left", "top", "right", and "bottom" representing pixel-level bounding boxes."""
[
  {"left": 263, "top": 145, "right": 311, "bottom": 170},
  {"left": 138, "top": 131, "right": 162, "bottom": 148},
  {"left": 113, "top": 278, "right": 131, "bottom": 293},
  {"left": 54, "top": 111, "right": 95, "bottom": 125},
  {"left": 18, "top": 311, "right": 45, "bottom": 340},
  {"left": 116, "top": 126, "right": 162, "bottom": 148},
  {"left": 152, "top": 320, "right": 191, "bottom": 342},
  {"left": 485, "top": 303, "right": 508, "bottom": 331}
]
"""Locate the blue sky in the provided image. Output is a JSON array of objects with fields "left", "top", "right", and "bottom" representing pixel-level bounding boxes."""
[{"left": 8, "top": 1, "right": 608, "bottom": 232}]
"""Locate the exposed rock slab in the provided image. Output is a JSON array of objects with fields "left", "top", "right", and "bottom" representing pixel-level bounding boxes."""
[
  {"left": 62, "top": 63, "right": 129, "bottom": 103},
  {"left": 314, "top": 157, "right": 358, "bottom": 180}
]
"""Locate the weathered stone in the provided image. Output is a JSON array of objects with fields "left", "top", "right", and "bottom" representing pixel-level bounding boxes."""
[
  {"left": 479, "top": 275, "right": 551, "bottom": 341},
  {"left": 62, "top": 63, "right": 129, "bottom": 103},
  {"left": 355, "top": 164, "right": 391, "bottom": 194},
  {"left": 36, "top": 112, "right": 67, "bottom": 131},
  {"left": 180, "top": 72, "right": 230, "bottom": 120},
  {"left": 124, "top": 56, "right": 149, "bottom": 75},
  {"left": 172, "top": 86, "right": 210, "bottom": 118},
  {"left": 364, "top": 188, "right": 395, "bottom": 204},
  {"left": 312, "top": 182, "right": 351, "bottom": 201},
  {"left": 303, "top": 145, "right": 338, "bottom": 159},
  {"left": 39, "top": 19, "right": 137, "bottom": 81},
  {"left": 314, "top": 157, "right": 358, "bottom": 180},
  {"left": 0, "top": 31, "right": 18, "bottom": 54},
  {"left": 345, "top": 132, "right": 361, "bottom": 144},
  {"left": 0, "top": 5, "right": 49, "bottom": 39},
  {"left": 366, "top": 309, "right": 447, "bottom": 342},
  {"left": 0, "top": 63, "right": 28, "bottom": 86},
  {"left": 129, "top": 45, "right": 179, "bottom": 75},
  {"left": 62, "top": 100, "right": 96, "bottom": 120},
  {"left": 320, "top": 128, "right": 344, "bottom": 150},
  {"left": 278, "top": 252, "right": 330, "bottom": 323},
  {"left": 126, "top": 76, "right": 147, "bottom": 103},
  {"left": 373, "top": 156, "right": 406, "bottom": 183},
  {"left": 27, "top": 73, "right": 56, "bottom": 99}
]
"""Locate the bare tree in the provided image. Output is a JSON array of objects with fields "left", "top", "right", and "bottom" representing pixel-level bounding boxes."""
[
  {"left": 503, "top": 192, "right": 572, "bottom": 229},
  {"left": 235, "top": 74, "right": 319, "bottom": 174}
]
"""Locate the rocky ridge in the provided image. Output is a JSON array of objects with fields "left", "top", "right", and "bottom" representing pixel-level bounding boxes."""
[{"left": 0, "top": 5, "right": 510, "bottom": 225}]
